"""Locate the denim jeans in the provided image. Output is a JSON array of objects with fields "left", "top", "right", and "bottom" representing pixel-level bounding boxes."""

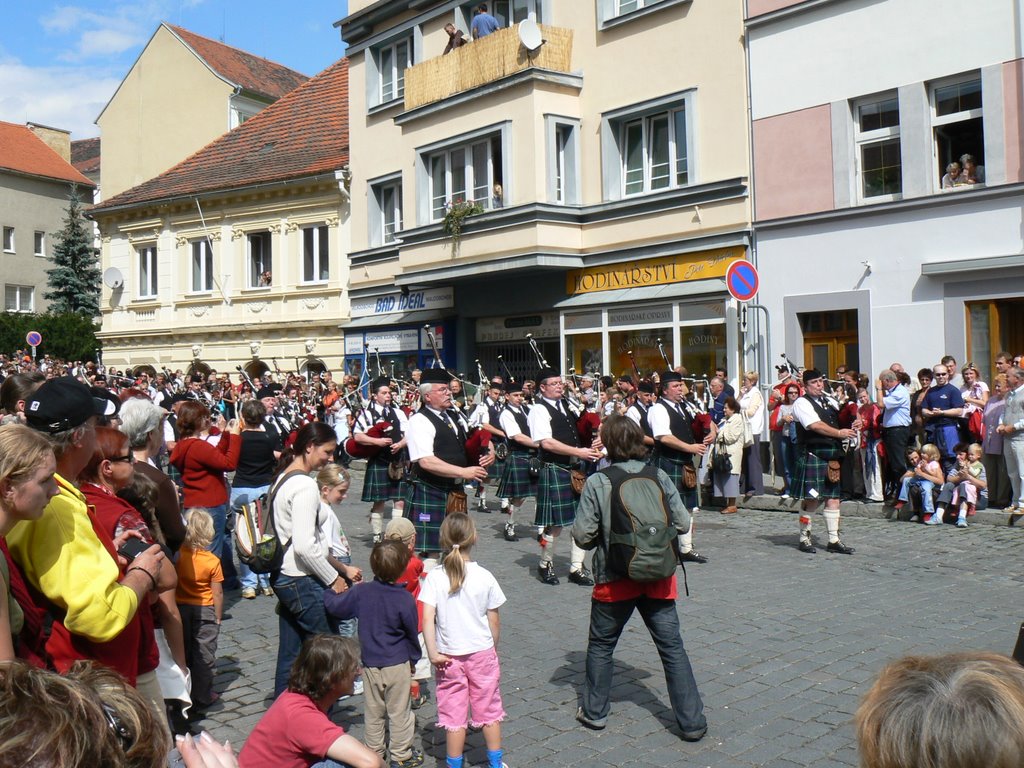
[
  {"left": 271, "top": 573, "right": 332, "bottom": 696},
  {"left": 898, "top": 477, "right": 936, "bottom": 513},
  {"left": 582, "top": 596, "right": 706, "bottom": 735},
  {"left": 311, "top": 760, "right": 349, "bottom": 768},
  {"left": 229, "top": 485, "right": 271, "bottom": 591},
  {"left": 779, "top": 437, "right": 797, "bottom": 494}
]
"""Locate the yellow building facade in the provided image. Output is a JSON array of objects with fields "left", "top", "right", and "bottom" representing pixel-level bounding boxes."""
[{"left": 337, "top": 0, "right": 752, "bottom": 384}]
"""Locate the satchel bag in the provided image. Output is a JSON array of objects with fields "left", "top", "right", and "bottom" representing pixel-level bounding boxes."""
[
  {"left": 446, "top": 489, "right": 468, "bottom": 514},
  {"left": 682, "top": 463, "right": 698, "bottom": 489},
  {"left": 387, "top": 459, "right": 408, "bottom": 482},
  {"left": 826, "top": 460, "right": 842, "bottom": 484},
  {"left": 570, "top": 468, "right": 587, "bottom": 495}
]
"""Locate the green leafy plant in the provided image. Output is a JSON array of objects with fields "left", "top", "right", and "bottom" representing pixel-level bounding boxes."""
[{"left": 442, "top": 198, "right": 484, "bottom": 253}]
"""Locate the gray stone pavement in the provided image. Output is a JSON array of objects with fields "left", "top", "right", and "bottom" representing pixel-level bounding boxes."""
[{"left": 200, "top": 469, "right": 1024, "bottom": 767}]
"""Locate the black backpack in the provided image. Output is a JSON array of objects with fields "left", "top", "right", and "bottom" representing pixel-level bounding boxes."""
[
  {"left": 600, "top": 465, "right": 679, "bottom": 582},
  {"left": 234, "top": 470, "right": 305, "bottom": 575}
]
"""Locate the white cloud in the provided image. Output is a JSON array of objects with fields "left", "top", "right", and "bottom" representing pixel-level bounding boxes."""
[{"left": 0, "top": 60, "right": 119, "bottom": 138}]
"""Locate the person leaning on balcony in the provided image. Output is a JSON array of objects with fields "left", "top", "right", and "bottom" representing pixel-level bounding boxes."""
[
  {"left": 959, "top": 154, "right": 985, "bottom": 185},
  {"left": 471, "top": 4, "right": 500, "bottom": 39},
  {"left": 444, "top": 23, "right": 467, "bottom": 54}
]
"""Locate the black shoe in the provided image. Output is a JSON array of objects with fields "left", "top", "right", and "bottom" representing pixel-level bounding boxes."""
[
  {"left": 568, "top": 568, "right": 595, "bottom": 586},
  {"left": 504, "top": 523, "right": 518, "bottom": 542},
  {"left": 826, "top": 540, "right": 854, "bottom": 555},
  {"left": 798, "top": 539, "right": 816, "bottom": 554},
  {"left": 538, "top": 563, "right": 559, "bottom": 585},
  {"left": 681, "top": 726, "right": 708, "bottom": 742},
  {"left": 372, "top": 533, "right": 383, "bottom": 544},
  {"left": 679, "top": 550, "right": 708, "bottom": 564}
]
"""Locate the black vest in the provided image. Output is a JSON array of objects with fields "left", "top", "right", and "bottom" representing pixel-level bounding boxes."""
[
  {"left": 367, "top": 402, "right": 403, "bottom": 440},
  {"left": 629, "top": 402, "right": 654, "bottom": 439},
  {"left": 486, "top": 398, "right": 507, "bottom": 445},
  {"left": 415, "top": 407, "right": 467, "bottom": 486},
  {"left": 655, "top": 398, "right": 696, "bottom": 460},
  {"left": 503, "top": 405, "right": 532, "bottom": 453},
  {"left": 795, "top": 394, "right": 840, "bottom": 452},
  {"left": 538, "top": 398, "right": 579, "bottom": 465}
]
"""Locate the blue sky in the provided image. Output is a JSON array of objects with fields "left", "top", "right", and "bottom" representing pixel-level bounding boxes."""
[{"left": 0, "top": 0, "right": 349, "bottom": 140}]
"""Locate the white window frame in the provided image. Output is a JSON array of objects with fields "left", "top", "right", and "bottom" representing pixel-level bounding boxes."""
[
  {"left": 137, "top": 245, "right": 158, "bottom": 299},
  {"left": 190, "top": 239, "right": 214, "bottom": 294},
  {"left": 930, "top": 74, "right": 984, "bottom": 189},
  {"left": 545, "top": 116, "right": 581, "bottom": 205},
  {"left": 2, "top": 227, "right": 13, "bottom": 253},
  {"left": 459, "top": 1, "right": 546, "bottom": 29},
  {"left": 601, "top": 91, "right": 694, "bottom": 200},
  {"left": 301, "top": 225, "right": 329, "bottom": 284},
  {"left": 4, "top": 285, "right": 33, "bottom": 313},
  {"left": 369, "top": 175, "right": 403, "bottom": 247},
  {"left": 33, "top": 231, "right": 45, "bottom": 257},
  {"left": 247, "top": 231, "right": 273, "bottom": 288},
  {"left": 378, "top": 37, "right": 411, "bottom": 105},
  {"left": 597, "top": 0, "right": 687, "bottom": 28},
  {"left": 853, "top": 93, "right": 902, "bottom": 203}
]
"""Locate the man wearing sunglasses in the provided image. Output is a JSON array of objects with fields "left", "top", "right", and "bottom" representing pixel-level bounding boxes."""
[{"left": 920, "top": 364, "right": 965, "bottom": 475}]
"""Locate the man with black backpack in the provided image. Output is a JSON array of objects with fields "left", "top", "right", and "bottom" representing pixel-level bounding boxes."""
[{"left": 571, "top": 415, "right": 707, "bottom": 742}]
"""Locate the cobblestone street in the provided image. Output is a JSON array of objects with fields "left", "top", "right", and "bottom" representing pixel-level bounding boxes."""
[{"left": 203, "top": 472, "right": 1024, "bottom": 767}]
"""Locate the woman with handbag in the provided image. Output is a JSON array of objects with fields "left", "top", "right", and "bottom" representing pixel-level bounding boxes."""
[
  {"left": 713, "top": 398, "right": 745, "bottom": 514},
  {"left": 269, "top": 422, "right": 345, "bottom": 697}
]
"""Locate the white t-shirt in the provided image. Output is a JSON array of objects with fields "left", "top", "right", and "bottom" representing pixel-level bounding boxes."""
[
  {"left": 274, "top": 473, "right": 337, "bottom": 586},
  {"left": 420, "top": 561, "right": 506, "bottom": 656}
]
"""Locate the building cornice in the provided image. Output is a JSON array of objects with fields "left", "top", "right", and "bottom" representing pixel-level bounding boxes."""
[{"left": 745, "top": 0, "right": 852, "bottom": 29}]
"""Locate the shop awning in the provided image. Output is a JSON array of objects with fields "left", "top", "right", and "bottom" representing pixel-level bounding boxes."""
[
  {"left": 394, "top": 254, "right": 584, "bottom": 287},
  {"left": 340, "top": 309, "right": 445, "bottom": 330},
  {"left": 553, "top": 277, "right": 727, "bottom": 308},
  {"left": 921, "top": 253, "right": 1024, "bottom": 276}
]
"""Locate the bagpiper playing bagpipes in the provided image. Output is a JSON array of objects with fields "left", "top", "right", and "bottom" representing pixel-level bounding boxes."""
[
  {"left": 495, "top": 379, "right": 539, "bottom": 542},
  {"left": 353, "top": 376, "right": 409, "bottom": 543}
]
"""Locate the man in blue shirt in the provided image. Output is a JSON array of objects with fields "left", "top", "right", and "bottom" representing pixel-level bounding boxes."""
[
  {"left": 471, "top": 4, "right": 500, "bottom": 39},
  {"left": 876, "top": 369, "right": 911, "bottom": 498},
  {"left": 921, "top": 363, "right": 964, "bottom": 474}
]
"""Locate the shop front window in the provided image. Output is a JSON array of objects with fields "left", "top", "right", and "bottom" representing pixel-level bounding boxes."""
[
  {"left": 566, "top": 332, "right": 604, "bottom": 376},
  {"left": 677, "top": 323, "right": 724, "bottom": 379},
  {"left": 608, "top": 328, "right": 672, "bottom": 379}
]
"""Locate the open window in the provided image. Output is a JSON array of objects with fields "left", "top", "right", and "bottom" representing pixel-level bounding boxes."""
[{"left": 931, "top": 76, "right": 984, "bottom": 188}]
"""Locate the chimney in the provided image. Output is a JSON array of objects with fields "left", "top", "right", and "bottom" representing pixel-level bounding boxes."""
[{"left": 27, "top": 123, "right": 72, "bottom": 163}]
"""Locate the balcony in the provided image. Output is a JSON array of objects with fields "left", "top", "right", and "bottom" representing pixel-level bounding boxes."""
[{"left": 403, "top": 24, "right": 573, "bottom": 111}]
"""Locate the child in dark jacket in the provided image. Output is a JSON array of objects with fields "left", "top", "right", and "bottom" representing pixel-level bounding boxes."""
[{"left": 324, "top": 539, "right": 423, "bottom": 768}]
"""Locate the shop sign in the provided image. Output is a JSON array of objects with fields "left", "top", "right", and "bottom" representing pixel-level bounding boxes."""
[
  {"left": 344, "top": 329, "right": 422, "bottom": 354},
  {"left": 566, "top": 247, "right": 743, "bottom": 296},
  {"left": 608, "top": 305, "right": 672, "bottom": 327},
  {"left": 350, "top": 286, "right": 454, "bottom": 318},
  {"left": 476, "top": 313, "right": 559, "bottom": 343}
]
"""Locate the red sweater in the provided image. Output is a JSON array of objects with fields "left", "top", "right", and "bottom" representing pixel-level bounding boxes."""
[{"left": 170, "top": 433, "right": 240, "bottom": 508}]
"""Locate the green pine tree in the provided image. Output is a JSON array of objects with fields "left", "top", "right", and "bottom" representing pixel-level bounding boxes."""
[{"left": 45, "top": 185, "right": 101, "bottom": 317}]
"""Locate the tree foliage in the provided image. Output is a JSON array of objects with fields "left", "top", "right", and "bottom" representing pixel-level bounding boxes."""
[
  {"left": 45, "top": 185, "right": 101, "bottom": 317},
  {"left": 0, "top": 312, "right": 99, "bottom": 363}
]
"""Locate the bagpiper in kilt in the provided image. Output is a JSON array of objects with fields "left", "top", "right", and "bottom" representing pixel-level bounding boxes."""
[
  {"left": 472, "top": 385, "right": 508, "bottom": 511},
  {"left": 496, "top": 384, "right": 536, "bottom": 541},
  {"left": 625, "top": 379, "right": 657, "bottom": 463},
  {"left": 527, "top": 367, "right": 602, "bottom": 586},
  {"left": 405, "top": 369, "right": 490, "bottom": 558},
  {"left": 356, "top": 378, "right": 408, "bottom": 543},
  {"left": 793, "top": 368, "right": 857, "bottom": 555},
  {"left": 648, "top": 370, "right": 714, "bottom": 564}
]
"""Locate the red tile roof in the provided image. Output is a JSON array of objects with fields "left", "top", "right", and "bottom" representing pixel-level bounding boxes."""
[
  {"left": 167, "top": 24, "right": 309, "bottom": 101},
  {"left": 71, "top": 137, "right": 101, "bottom": 176},
  {"left": 0, "top": 121, "right": 95, "bottom": 186},
  {"left": 92, "top": 58, "right": 349, "bottom": 213}
]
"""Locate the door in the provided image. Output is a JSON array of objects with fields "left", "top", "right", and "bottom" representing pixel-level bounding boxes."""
[{"left": 799, "top": 309, "right": 859, "bottom": 376}]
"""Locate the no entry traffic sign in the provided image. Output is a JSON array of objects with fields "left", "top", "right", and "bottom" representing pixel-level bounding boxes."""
[{"left": 726, "top": 260, "right": 759, "bottom": 303}]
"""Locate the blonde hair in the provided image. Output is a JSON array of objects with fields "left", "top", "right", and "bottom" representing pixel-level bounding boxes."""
[
  {"left": 185, "top": 508, "right": 215, "bottom": 550},
  {"left": 967, "top": 443, "right": 983, "bottom": 457},
  {"left": 0, "top": 423, "right": 54, "bottom": 493},
  {"left": 856, "top": 652, "right": 1024, "bottom": 768},
  {"left": 316, "top": 463, "right": 350, "bottom": 490},
  {"left": 920, "top": 444, "right": 941, "bottom": 462},
  {"left": 440, "top": 512, "right": 476, "bottom": 594},
  {"left": 744, "top": 370, "right": 759, "bottom": 384}
]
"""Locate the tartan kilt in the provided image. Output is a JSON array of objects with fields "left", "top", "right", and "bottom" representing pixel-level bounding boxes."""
[
  {"left": 361, "top": 457, "right": 404, "bottom": 502},
  {"left": 403, "top": 479, "right": 451, "bottom": 552},
  {"left": 535, "top": 463, "right": 578, "bottom": 528},
  {"left": 497, "top": 451, "right": 537, "bottom": 500},
  {"left": 795, "top": 449, "right": 841, "bottom": 500},
  {"left": 652, "top": 453, "right": 698, "bottom": 509}
]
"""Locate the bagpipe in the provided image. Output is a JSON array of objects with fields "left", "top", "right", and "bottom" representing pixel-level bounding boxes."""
[{"left": 423, "top": 325, "right": 491, "bottom": 466}]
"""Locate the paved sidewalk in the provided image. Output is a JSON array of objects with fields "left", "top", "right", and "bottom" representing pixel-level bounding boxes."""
[{"left": 200, "top": 471, "right": 1024, "bottom": 767}]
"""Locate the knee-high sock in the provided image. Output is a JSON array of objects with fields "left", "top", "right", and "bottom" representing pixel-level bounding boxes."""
[
  {"left": 677, "top": 518, "right": 694, "bottom": 554},
  {"left": 391, "top": 503, "right": 403, "bottom": 519},
  {"left": 370, "top": 511, "right": 383, "bottom": 535},
  {"left": 799, "top": 514, "right": 813, "bottom": 541},
  {"left": 570, "top": 539, "right": 586, "bottom": 570},
  {"left": 823, "top": 508, "right": 841, "bottom": 543},
  {"left": 506, "top": 503, "right": 515, "bottom": 523},
  {"left": 540, "top": 531, "right": 556, "bottom": 565}
]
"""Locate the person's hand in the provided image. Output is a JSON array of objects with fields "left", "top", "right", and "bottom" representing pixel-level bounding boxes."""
[
  {"left": 390, "top": 442, "right": 403, "bottom": 454},
  {"left": 112, "top": 528, "right": 144, "bottom": 561},
  {"left": 216, "top": 414, "right": 228, "bottom": 431},
  {"left": 479, "top": 448, "right": 495, "bottom": 468},
  {"left": 378, "top": 437, "right": 393, "bottom": 447},
  {"left": 330, "top": 576, "right": 348, "bottom": 594},
  {"left": 344, "top": 564, "right": 363, "bottom": 582},
  {"left": 579, "top": 447, "right": 603, "bottom": 463},
  {"left": 176, "top": 732, "right": 239, "bottom": 768},
  {"left": 128, "top": 544, "right": 165, "bottom": 580},
  {"left": 464, "top": 465, "right": 488, "bottom": 482},
  {"left": 690, "top": 443, "right": 707, "bottom": 456},
  {"left": 227, "top": 419, "right": 241, "bottom": 435},
  {"left": 839, "top": 428, "right": 855, "bottom": 439},
  {"left": 429, "top": 651, "right": 452, "bottom": 669},
  {"left": 703, "top": 433, "right": 715, "bottom": 445}
]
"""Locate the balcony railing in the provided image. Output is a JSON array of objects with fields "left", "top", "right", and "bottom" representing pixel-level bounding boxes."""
[{"left": 404, "top": 24, "right": 573, "bottom": 111}]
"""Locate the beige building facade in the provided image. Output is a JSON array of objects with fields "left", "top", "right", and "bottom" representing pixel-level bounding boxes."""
[
  {"left": 97, "top": 23, "right": 308, "bottom": 200},
  {"left": 91, "top": 59, "right": 351, "bottom": 378},
  {"left": 338, "top": 0, "right": 751, "bottom": 384}
]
